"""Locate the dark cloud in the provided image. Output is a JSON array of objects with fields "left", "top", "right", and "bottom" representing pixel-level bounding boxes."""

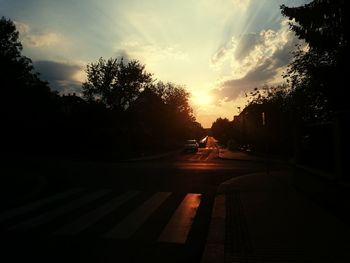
[
  {"left": 34, "top": 61, "right": 80, "bottom": 81},
  {"left": 213, "top": 60, "right": 281, "bottom": 102},
  {"left": 212, "top": 76, "right": 260, "bottom": 102},
  {"left": 212, "top": 30, "right": 300, "bottom": 102},
  {"left": 272, "top": 34, "right": 300, "bottom": 68},
  {"left": 211, "top": 46, "right": 229, "bottom": 64},
  {"left": 234, "top": 33, "right": 262, "bottom": 61},
  {"left": 212, "top": 33, "right": 264, "bottom": 65},
  {"left": 115, "top": 49, "right": 131, "bottom": 62},
  {"left": 33, "top": 60, "right": 83, "bottom": 94}
]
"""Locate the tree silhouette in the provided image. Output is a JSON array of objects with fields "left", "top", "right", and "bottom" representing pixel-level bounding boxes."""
[
  {"left": 0, "top": 17, "right": 61, "bottom": 152},
  {"left": 0, "top": 17, "right": 57, "bottom": 118},
  {"left": 237, "top": 85, "right": 294, "bottom": 155},
  {"left": 126, "top": 88, "right": 168, "bottom": 151},
  {"left": 152, "top": 81, "right": 197, "bottom": 140},
  {"left": 281, "top": 0, "right": 349, "bottom": 113},
  {"left": 82, "top": 57, "right": 153, "bottom": 111},
  {"left": 154, "top": 82, "right": 194, "bottom": 120},
  {"left": 0, "top": 16, "right": 23, "bottom": 60},
  {"left": 1, "top": 16, "right": 204, "bottom": 157},
  {"left": 0, "top": 16, "right": 56, "bottom": 117},
  {"left": 211, "top": 117, "right": 232, "bottom": 145}
]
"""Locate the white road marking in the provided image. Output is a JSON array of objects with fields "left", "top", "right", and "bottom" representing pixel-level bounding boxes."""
[
  {"left": 104, "top": 192, "right": 171, "bottom": 239},
  {"left": 158, "top": 193, "right": 201, "bottom": 244},
  {"left": 0, "top": 188, "right": 83, "bottom": 223},
  {"left": 54, "top": 190, "right": 139, "bottom": 235},
  {"left": 8, "top": 189, "right": 110, "bottom": 232}
]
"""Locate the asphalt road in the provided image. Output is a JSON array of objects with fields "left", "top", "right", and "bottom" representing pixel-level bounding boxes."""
[{"left": 0, "top": 137, "right": 267, "bottom": 263}]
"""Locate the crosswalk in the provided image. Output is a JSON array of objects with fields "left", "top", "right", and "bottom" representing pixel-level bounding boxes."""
[
  {"left": 104, "top": 192, "right": 172, "bottom": 239},
  {"left": 158, "top": 193, "right": 201, "bottom": 243},
  {"left": 187, "top": 148, "right": 217, "bottom": 161},
  {"left": 0, "top": 188, "right": 205, "bottom": 244}
]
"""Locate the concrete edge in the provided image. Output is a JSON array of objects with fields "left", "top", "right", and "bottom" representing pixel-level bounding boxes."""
[
  {"left": 201, "top": 194, "right": 226, "bottom": 263},
  {"left": 217, "top": 146, "right": 260, "bottom": 161},
  {"left": 217, "top": 171, "right": 273, "bottom": 194},
  {"left": 218, "top": 155, "right": 265, "bottom": 163},
  {"left": 218, "top": 148, "right": 291, "bottom": 165},
  {"left": 201, "top": 170, "right": 293, "bottom": 262}
]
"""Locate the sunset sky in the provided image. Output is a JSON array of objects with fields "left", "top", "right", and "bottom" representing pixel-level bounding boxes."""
[{"left": 1, "top": 0, "right": 310, "bottom": 127}]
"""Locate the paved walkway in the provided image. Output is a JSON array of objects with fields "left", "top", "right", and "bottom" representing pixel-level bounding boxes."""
[
  {"left": 202, "top": 153, "right": 350, "bottom": 262},
  {"left": 217, "top": 146, "right": 291, "bottom": 165},
  {"left": 218, "top": 148, "right": 266, "bottom": 162}
]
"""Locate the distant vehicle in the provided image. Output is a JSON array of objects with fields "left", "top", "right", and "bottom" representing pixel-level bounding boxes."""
[
  {"left": 184, "top": 139, "right": 199, "bottom": 152},
  {"left": 198, "top": 136, "right": 208, "bottom": 148}
]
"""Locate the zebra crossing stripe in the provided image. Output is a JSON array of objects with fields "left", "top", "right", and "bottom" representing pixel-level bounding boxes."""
[
  {"left": 104, "top": 192, "right": 171, "bottom": 239},
  {"left": 8, "top": 189, "right": 111, "bottom": 232},
  {"left": 54, "top": 190, "right": 139, "bottom": 235},
  {"left": 0, "top": 188, "right": 83, "bottom": 223},
  {"left": 158, "top": 193, "right": 201, "bottom": 244}
]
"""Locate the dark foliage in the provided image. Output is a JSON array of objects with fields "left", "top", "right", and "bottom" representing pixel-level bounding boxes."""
[
  {"left": 1, "top": 17, "right": 204, "bottom": 158},
  {"left": 212, "top": 0, "right": 350, "bottom": 172},
  {"left": 1, "top": 17, "right": 61, "bottom": 152},
  {"left": 281, "top": 0, "right": 350, "bottom": 113},
  {"left": 211, "top": 118, "right": 232, "bottom": 145},
  {"left": 213, "top": 85, "right": 294, "bottom": 156},
  {"left": 82, "top": 57, "right": 153, "bottom": 111}
]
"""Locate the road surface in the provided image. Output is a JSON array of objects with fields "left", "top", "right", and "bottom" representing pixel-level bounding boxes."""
[{"left": 0, "top": 137, "right": 269, "bottom": 263}]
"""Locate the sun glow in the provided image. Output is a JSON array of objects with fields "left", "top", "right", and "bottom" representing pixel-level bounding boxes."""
[{"left": 191, "top": 91, "right": 213, "bottom": 106}]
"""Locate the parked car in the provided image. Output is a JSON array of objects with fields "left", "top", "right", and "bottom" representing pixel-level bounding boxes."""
[{"left": 183, "top": 139, "right": 199, "bottom": 152}]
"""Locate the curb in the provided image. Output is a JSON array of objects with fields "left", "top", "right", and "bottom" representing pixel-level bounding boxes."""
[
  {"left": 201, "top": 194, "right": 225, "bottom": 263},
  {"left": 201, "top": 170, "right": 288, "bottom": 263},
  {"left": 218, "top": 148, "right": 266, "bottom": 163},
  {"left": 218, "top": 155, "right": 265, "bottom": 163},
  {"left": 218, "top": 148, "right": 291, "bottom": 165}
]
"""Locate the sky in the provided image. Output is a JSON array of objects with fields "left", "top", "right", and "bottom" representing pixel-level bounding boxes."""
[{"left": 1, "top": 0, "right": 310, "bottom": 128}]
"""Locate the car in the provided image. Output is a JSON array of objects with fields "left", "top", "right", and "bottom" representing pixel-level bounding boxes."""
[
  {"left": 198, "top": 136, "right": 208, "bottom": 148},
  {"left": 183, "top": 139, "right": 199, "bottom": 152}
]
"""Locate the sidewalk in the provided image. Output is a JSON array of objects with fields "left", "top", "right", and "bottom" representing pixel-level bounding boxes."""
[
  {"left": 218, "top": 147, "right": 266, "bottom": 162},
  {"left": 202, "top": 169, "right": 350, "bottom": 262},
  {"left": 218, "top": 146, "right": 291, "bottom": 164}
]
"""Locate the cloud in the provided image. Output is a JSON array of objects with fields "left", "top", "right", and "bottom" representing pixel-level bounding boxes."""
[
  {"left": 114, "top": 49, "right": 132, "bottom": 63},
  {"left": 114, "top": 41, "right": 191, "bottom": 83},
  {"left": 212, "top": 19, "right": 302, "bottom": 102},
  {"left": 33, "top": 61, "right": 84, "bottom": 94},
  {"left": 234, "top": 33, "right": 262, "bottom": 61},
  {"left": 118, "top": 41, "right": 189, "bottom": 63},
  {"left": 211, "top": 32, "right": 263, "bottom": 68},
  {"left": 15, "top": 21, "right": 64, "bottom": 48},
  {"left": 231, "top": 0, "right": 251, "bottom": 10},
  {"left": 211, "top": 41, "right": 236, "bottom": 66}
]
